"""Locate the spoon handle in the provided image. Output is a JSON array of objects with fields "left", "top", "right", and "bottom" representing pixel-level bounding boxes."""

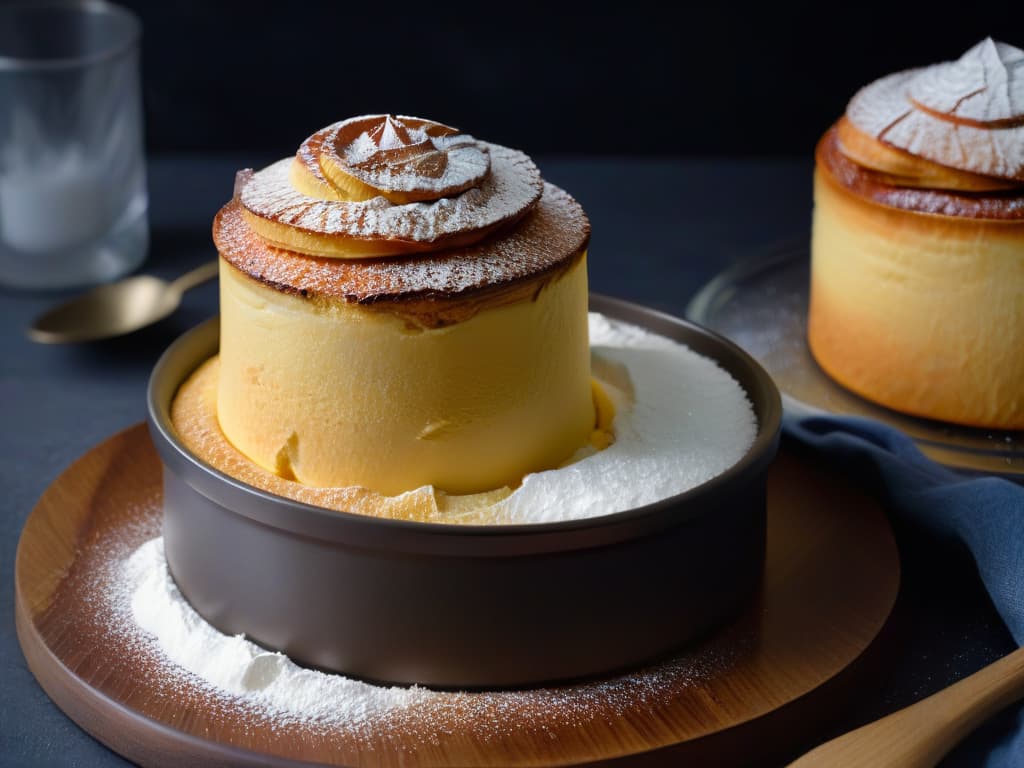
[
  {"left": 170, "top": 260, "right": 219, "bottom": 294},
  {"left": 788, "top": 645, "right": 1024, "bottom": 768}
]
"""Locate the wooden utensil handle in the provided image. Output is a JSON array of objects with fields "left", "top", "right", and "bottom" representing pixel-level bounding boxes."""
[{"left": 789, "top": 646, "right": 1024, "bottom": 768}]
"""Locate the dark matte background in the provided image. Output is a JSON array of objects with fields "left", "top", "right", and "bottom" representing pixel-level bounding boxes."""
[
  {"left": 103, "top": 1, "right": 1024, "bottom": 156},
  {"left": 3, "top": 2, "right": 1024, "bottom": 766}
]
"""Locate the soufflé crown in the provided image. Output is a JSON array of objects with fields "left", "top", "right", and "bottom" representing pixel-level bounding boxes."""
[
  {"left": 187, "top": 115, "right": 600, "bottom": 504},
  {"left": 810, "top": 39, "right": 1024, "bottom": 429}
]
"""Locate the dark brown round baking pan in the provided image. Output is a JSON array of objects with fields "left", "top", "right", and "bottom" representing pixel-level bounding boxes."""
[{"left": 147, "top": 294, "right": 782, "bottom": 689}]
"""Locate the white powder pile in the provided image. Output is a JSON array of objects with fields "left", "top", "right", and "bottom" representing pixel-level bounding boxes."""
[
  {"left": 125, "top": 538, "right": 433, "bottom": 725},
  {"left": 486, "top": 312, "right": 758, "bottom": 524},
  {"left": 122, "top": 537, "right": 744, "bottom": 732}
]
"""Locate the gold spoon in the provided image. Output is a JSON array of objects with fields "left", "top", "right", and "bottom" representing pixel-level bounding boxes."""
[
  {"left": 28, "top": 260, "right": 219, "bottom": 344},
  {"left": 788, "top": 645, "right": 1024, "bottom": 767}
]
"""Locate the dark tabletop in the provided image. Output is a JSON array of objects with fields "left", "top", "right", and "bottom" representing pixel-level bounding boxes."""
[{"left": 0, "top": 156, "right": 1017, "bottom": 767}]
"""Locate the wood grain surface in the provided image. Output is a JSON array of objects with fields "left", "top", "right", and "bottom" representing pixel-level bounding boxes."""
[{"left": 15, "top": 424, "right": 899, "bottom": 767}]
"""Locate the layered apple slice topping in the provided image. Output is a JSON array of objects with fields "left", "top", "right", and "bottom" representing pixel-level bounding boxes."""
[
  {"left": 238, "top": 115, "right": 543, "bottom": 258},
  {"left": 840, "top": 39, "right": 1024, "bottom": 190}
]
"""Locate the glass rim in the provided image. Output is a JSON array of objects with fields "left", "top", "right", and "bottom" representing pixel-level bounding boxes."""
[{"left": 0, "top": 0, "right": 141, "bottom": 73}]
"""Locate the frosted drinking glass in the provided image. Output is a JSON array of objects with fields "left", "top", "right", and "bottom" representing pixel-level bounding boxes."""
[{"left": 0, "top": 1, "right": 147, "bottom": 290}]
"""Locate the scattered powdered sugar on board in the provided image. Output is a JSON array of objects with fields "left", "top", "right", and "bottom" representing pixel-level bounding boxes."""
[
  {"left": 487, "top": 313, "right": 759, "bottom": 524},
  {"left": 124, "top": 538, "right": 431, "bottom": 726},
  {"left": 117, "top": 536, "right": 746, "bottom": 736}
]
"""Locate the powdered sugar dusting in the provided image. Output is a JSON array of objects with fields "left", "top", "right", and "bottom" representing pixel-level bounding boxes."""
[
  {"left": 241, "top": 142, "right": 539, "bottom": 243},
  {"left": 217, "top": 182, "right": 590, "bottom": 302},
  {"left": 34, "top": 426, "right": 762, "bottom": 763},
  {"left": 348, "top": 131, "right": 379, "bottom": 158},
  {"left": 847, "top": 39, "right": 1024, "bottom": 180},
  {"left": 341, "top": 122, "right": 490, "bottom": 194},
  {"left": 909, "top": 39, "right": 1024, "bottom": 123},
  {"left": 488, "top": 313, "right": 758, "bottom": 523},
  {"left": 124, "top": 538, "right": 433, "bottom": 727},
  {"left": 118, "top": 536, "right": 743, "bottom": 734}
]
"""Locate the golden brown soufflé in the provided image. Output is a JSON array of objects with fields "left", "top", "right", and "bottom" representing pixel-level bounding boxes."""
[
  {"left": 809, "top": 39, "right": 1024, "bottom": 429},
  {"left": 174, "top": 115, "right": 601, "bottom": 513}
]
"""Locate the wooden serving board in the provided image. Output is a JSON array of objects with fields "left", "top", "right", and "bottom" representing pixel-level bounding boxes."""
[{"left": 15, "top": 424, "right": 899, "bottom": 767}]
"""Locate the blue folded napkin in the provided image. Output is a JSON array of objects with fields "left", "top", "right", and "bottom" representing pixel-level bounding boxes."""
[{"left": 784, "top": 415, "right": 1024, "bottom": 767}]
